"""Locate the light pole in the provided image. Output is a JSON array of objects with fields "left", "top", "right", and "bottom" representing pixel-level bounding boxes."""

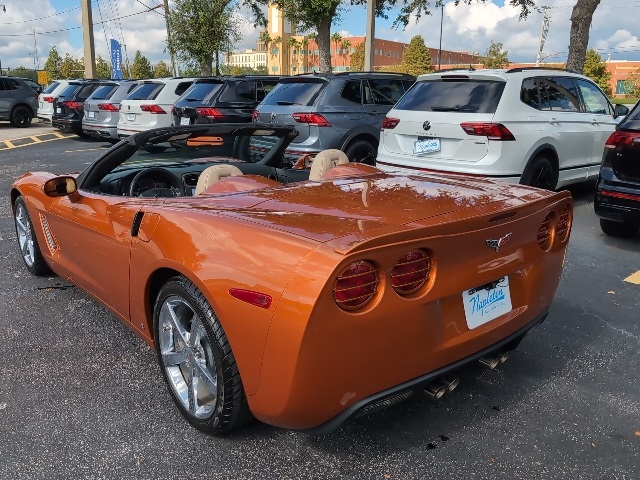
[
  {"left": 1, "top": 4, "right": 6, "bottom": 75},
  {"left": 437, "top": 3, "right": 443, "bottom": 70}
]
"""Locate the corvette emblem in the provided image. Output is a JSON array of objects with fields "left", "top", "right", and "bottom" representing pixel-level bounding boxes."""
[
  {"left": 423, "top": 121, "right": 431, "bottom": 131},
  {"left": 486, "top": 233, "right": 512, "bottom": 252}
]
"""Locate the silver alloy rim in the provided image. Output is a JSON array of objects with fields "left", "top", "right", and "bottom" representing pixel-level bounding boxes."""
[
  {"left": 14, "top": 202, "right": 35, "bottom": 267},
  {"left": 158, "top": 296, "right": 218, "bottom": 419}
]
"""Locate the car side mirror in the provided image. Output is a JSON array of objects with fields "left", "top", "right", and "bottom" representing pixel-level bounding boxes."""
[
  {"left": 614, "top": 104, "right": 629, "bottom": 118},
  {"left": 44, "top": 176, "right": 78, "bottom": 197}
]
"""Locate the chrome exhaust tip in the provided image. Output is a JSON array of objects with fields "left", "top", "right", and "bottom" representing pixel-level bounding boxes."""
[
  {"left": 479, "top": 356, "right": 501, "bottom": 369},
  {"left": 441, "top": 376, "right": 460, "bottom": 392},
  {"left": 499, "top": 351, "right": 510, "bottom": 364},
  {"left": 424, "top": 382, "right": 447, "bottom": 400}
]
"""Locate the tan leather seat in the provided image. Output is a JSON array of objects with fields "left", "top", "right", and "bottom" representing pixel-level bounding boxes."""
[
  {"left": 195, "top": 165, "right": 243, "bottom": 195},
  {"left": 308, "top": 149, "right": 349, "bottom": 181}
]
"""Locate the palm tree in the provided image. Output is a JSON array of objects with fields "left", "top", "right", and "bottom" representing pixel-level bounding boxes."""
[
  {"left": 308, "top": 32, "right": 318, "bottom": 72},
  {"left": 287, "top": 37, "right": 299, "bottom": 74},
  {"left": 301, "top": 38, "right": 309, "bottom": 73},
  {"left": 330, "top": 32, "right": 343, "bottom": 70},
  {"left": 341, "top": 39, "right": 352, "bottom": 68},
  {"left": 273, "top": 35, "right": 283, "bottom": 74},
  {"left": 259, "top": 31, "right": 272, "bottom": 53}
]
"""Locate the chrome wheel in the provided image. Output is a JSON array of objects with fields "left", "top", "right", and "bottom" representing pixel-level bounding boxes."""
[
  {"left": 14, "top": 201, "right": 36, "bottom": 268},
  {"left": 158, "top": 296, "right": 218, "bottom": 419}
]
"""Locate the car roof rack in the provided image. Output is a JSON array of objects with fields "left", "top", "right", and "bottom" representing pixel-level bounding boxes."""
[{"left": 505, "top": 66, "right": 579, "bottom": 74}]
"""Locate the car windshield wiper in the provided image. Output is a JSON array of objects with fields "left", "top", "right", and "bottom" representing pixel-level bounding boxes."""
[
  {"left": 276, "top": 100, "right": 301, "bottom": 105},
  {"left": 185, "top": 98, "right": 201, "bottom": 102},
  {"left": 431, "top": 106, "right": 460, "bottom": 112}
]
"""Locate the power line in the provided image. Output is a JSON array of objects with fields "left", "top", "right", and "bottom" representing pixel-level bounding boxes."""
[{"left": 0, "top": 4, "right": 83, "bottom": 25}]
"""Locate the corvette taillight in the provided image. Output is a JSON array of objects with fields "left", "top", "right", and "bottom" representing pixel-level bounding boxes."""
[
  {"left": 140, "top": 104, "right": 166, "bottom": 114},
  {"left": 98, "top": 103, "right": 119, "bottom": 111},
  {"left": 333, "top": 261, "right": 379, "bottom": 310},
  {"left": 537, "top": 212, "right": 555, "bottom": 251},
  {"left": 556, "top": 205, "right": 572, "bottom": 243},
  {"left": 460, "top": 122, "right": 515, "bottom": 141},
  {"left": 391, "top": 250, "right": 431, "bottom": 295},
  {"left": 381, "top": 117, "right": 400, "bottom": 130},
  {"left": 292, "top": 113, "right": 331, "bottom": 126}
]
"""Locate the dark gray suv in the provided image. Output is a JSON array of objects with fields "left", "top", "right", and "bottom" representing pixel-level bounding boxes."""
[
  {"left": 0, "top": 76, "right": 42, "bottom": 127},
  {"left": 252, "top": 72, "right": 415, "bottom": 164}
]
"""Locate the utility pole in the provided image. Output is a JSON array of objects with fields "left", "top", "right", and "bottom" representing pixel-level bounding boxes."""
[
  {"left": 81, "top": 0, "right": 97, "bottom": 77},
  {"left": 163, "top": 0, "right": 178, "bottom": 76},
  {"left": 535, "top": 6, "right": 550, "bottom": 67},
  {"left": 364, "top": 0, "right": 375, "bottom": 71},
  {"left": 437, "top": 3, "right": 444, "bottom": 70}
]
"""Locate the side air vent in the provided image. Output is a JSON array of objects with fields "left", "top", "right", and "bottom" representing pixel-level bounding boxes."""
[{"left": 39, "top": 213, "right": 58, "bottom": 254}]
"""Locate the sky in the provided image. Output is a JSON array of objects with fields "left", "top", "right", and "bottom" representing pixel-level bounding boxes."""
[{"left": 1, "top": 0, "right": 639, "bottom": 72}]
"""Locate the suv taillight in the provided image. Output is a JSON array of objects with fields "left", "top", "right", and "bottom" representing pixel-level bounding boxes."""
[
  {"left": 381, "top": 117, "right": 400, "bottom": 130},
  {"left": 98, "top": 103, "right": 119, "bottom": 111},
  {"left": 604, "top": 130, "right": 640, "bottom": 149},
  {"left": 140, "top": 105, "right": 166, "bottom": 114},
  {"left": 460, "top": 122, "right": 515, "bottom": 141},
  {"left": 252, "top": 110, "right": 259, "bottom": 122},
  {"left": 63, "top": 101, "right": 82, "bottom": 109},
  {"left": 292, "top": 113, "right": 331, "bottom": 126},
  {"left": 44, "top": 96, "right": 54, "bottom": 103},
  {"left": 196, "top": 107, "right": 224, "bottom": 119}
]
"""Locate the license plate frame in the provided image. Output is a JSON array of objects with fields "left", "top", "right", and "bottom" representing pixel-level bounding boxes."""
[
  {"left": 87, "top": 111, "right": 95, "bottom": 119},
  {"left": 413, "top": 137, "right": 440, "bottom": 155},
  {"left": 462, "top": 277, "right": 512, "bottom": 329},
  {"left": 127, "top": 113, "right": 136, "bottom": 122},
  {"left": 180, "top": 116, "right": 190, "bottom": 126},
  {"left": 56, "top": 107, "right": 62, "bottom": 114}
]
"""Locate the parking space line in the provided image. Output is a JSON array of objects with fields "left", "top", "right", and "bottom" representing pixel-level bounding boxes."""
[
  {"left": 0, "top": 132, "right": 74, "bottom": 151},
  {"left": 624, "top": 270, "right": 640, "bottom": 284},
  {"left": 3, "top": 140, "right": 15, "bottom": 149}
]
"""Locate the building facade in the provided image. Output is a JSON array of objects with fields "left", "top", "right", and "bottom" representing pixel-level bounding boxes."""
[{"left": 227, "top": 49, "right": 268, "bottom": 70}]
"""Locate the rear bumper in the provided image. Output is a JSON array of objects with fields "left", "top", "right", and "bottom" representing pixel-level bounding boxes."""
[
  {"left": 376, "top": 160, "right": 521, "bottom": 183},
  {"left": 82, "top": 123, "right": 118, "bottom": 140},
  {"left": 303, "top": 310, "right": 547, "bottom": 435},
  {"left": 52, "top": 118, "right": 82, "bottom": 133},
  {"left": 594, "top": 180, "right": 640, "bottom": 225}
]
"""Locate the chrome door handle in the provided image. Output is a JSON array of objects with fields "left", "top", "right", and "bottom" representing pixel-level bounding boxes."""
[
  {"left": 548, "top": 117, "right": 558, "bottom": 124},
  {"left": 591, "top": 119, "right": 599, "bottom": 125}
]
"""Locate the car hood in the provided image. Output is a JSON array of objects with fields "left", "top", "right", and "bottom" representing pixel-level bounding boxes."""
[{"left": 165, "top": 172, "right": 556, "bottom": 252}]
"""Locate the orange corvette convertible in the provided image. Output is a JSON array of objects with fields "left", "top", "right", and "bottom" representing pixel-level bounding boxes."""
[{"left": 11, "top": 124, "right": 573, "bottom": 435}]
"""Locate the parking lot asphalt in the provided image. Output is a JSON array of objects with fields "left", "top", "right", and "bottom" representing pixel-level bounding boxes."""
[{"left": 0, "top": 136, "right": 639, "bottom": 479}]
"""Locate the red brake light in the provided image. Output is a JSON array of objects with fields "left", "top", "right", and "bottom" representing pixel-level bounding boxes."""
[
  {"left": 381, "top": 117, "right": 400, "bottom": 130},
  {"left": 140, "top": 104, "right": 166, "bottom": 114},
  {"left": 537, "top": 212, "right": 555, "bottom": 251},
  {"left": 252, "top": 110, "right": 259, "bottom": 122},
  {"left": 460, "top": 122, "right": 515, "bottom": 141},
  {"left": 292, "top": 113, "right": 331, "bottom": 127},
  {"left": 44, "top": 96, "right": 54, "bottom": 103},
  {"left": 556, "top": 205, "right": 572, "bottom": 243},
  {"left": 391, "top": 250, "right": 431, "bottom": 295},
  {"left": 605, "top": 130, "right": 640, "bottom": 149},
  {"left": 333, "top": 261, "right": 379, "bottom": 310},
  {"left": 63, "top": 101, "right": 82, "bottom": 109},
  {"left": 195, "top": 107, "right": 224, "bottom": 119},
  {"left": 98, "top": 103, "right": 119, "bottom": 111}
]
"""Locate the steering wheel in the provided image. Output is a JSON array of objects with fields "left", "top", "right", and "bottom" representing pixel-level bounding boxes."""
[{"left": 129, "top": 167, "right": 184, "bottom": 197}]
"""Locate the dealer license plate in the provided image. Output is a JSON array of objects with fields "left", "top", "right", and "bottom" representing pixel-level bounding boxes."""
[
  {"left": 87, "top": 111, "right": 95, "bottom": 119},
  {"left": 180, "top": 116, "right": 190, "bottom": 126},
  {"left": 127, "top": 113, "right": 136, "bottom": 122},
  {"left": 462, "top": 277, "right": 512, "bottom": 329},
  {"left": 413, "top": 137, "right": 440, "bottom": 155},
  {"left": 56, "top": 107, "right": 62, "bottom": 114}
]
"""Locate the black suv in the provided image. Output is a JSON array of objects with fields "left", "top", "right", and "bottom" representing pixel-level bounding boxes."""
[
  {"left": 52, "top": 79, "right": 105, "bottom": 134},
  {"left": 171, "top": 76, "right": 281, "bottom": 126},
  {"left": 0, "top": 76, "right": 42, "bottom": 127},
  {"left": 252, "top": 72, "right": 415, "bottom": 164}
]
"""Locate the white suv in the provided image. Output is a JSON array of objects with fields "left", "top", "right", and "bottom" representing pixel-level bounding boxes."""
[
  {"left": 37, "top": 79, "right": 71, "bottom": 123},
  {"left": 117, "top": 77, "right": 196, "bottom": 137},
  {"left": 376, "top": 67, "right": 629, "bottom": 190}
]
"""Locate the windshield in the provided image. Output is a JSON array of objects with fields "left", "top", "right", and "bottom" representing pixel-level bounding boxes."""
[
  {"left": 43, "top": 81, "right": 60, "bottom": 94},
  {"left": 126, "top": 83, "right": 164, "bottom": 101},
  {"left": 179, "top": 82, "right": 223, "bottom": 102},
  {"left": 261, "top": 81, "right": 324, "bottom": 106},
  {"left": 89, "top": 84, "right": 119, "bottom": 100}
]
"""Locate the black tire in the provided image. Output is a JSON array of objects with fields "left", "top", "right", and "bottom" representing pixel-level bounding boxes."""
[
  {"left": 599, "top": 218, "right": 639, "bottom": 238},
  {"left": 10, "top": 105, "right": 33, "bottom": 128},
  {"left": 154, "top": 276, "right": 252, "bottom": 435},
  {"left": 520, "top": 155, "right": 558, "bottom": 190},
  {"left": 344, "top": 139, "right": 377, "bottom": 166},
  {"left": 13, "top": 196, "right": 51, "bottom": 276}
]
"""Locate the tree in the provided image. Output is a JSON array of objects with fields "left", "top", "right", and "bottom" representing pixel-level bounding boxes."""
[
  {"left": 259, "top": 31, "right": 272, "bottom": 52},
  {"left": 272, "top": 35, "right": 283, "bottom": 72},
  {"left": 350, "top": 42, "right": 365, "bottom": 71},
  {"left": 623, "top": 69, "right": 640, "bottom": 97},
  {"left": 43, "top": 46, "right": 63, "bottom": 79},
  {"left": 301, "top": 38, "right": 309, "bottom": 72},
  {"left": 154, "top": 60, "right": 172, "bottom": 78},
  {"left": 341, "top": 39, "right": 351, "bottom": 67},
  {"left": 168, "top": 0, "right": 241, "bottom": 75},
  {"left": 566, "top": 0, "right": 602, "bottom": 73},
  {"left": 287, "top": 37, "right": 299, "bottom": 73},
  {"left": 308, "top": 32, "right": 318, "bottom": 71},
  {"left": 58, "top": 53, "right": 84, "bottom": 79},
  {"left": 330, "top": 32, "right": 342, "bottom": 69},
  {"left": 96, "top": 56, "right": 111, "bottom": 79},
  {"left": 398, "top": 35, "right": 432, "bottom": 76},
  {"left": 130, "top": 51, "right": 153, "bottom": 79},
  {"left": 582, "top": 48, "right": 611, "bottom": 95},
  {"left": 481, "top": 41, "right": 509, "bottom": 69}
]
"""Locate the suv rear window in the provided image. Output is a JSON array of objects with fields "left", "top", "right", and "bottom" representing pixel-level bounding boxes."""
[
  {"left": 395, "top": 79, "right": 506, "bottom": 113},
  {"left": 90, "top": 84, "right": 119, "bottom": 100},
  {"left": 58, "top": 84, "right": 81, "bottom": 98},
  {"left": 43, "top": 81, "right": 60, "bottom": 94},
  {"left": 181, "top": 82, "right": 223, "bottom": 102},
  {"left": 127, "top": 83, "right": 164, "bottom": 100},
  {"left": 261, "top": 81, "right": 324, "bottom": 106}
]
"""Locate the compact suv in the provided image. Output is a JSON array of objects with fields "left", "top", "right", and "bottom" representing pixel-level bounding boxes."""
[
  {"left": 0, "top": 76, "right": 42, "bottom": 127},
  {"left": 376, "top": 67, "right": 629, "bottom": 190},
  {"left": 172, "top": 76, "right": 280, "bottom": 126},
  {"left": 117, "top": 77, "right": 196, "bottom": 137},
  {"left": 252, "top": 72, "right": 415, "bottom": 164},
  {"left": 37, "top": 79, "right": 71, "bottom": 123},
  {"left": 594, "top": 102, "right": 640, "bottom": 238},
  {"left": 52, "top": 79, "right": 104, "bottom": 134},
  {"left": 82, "top": 80, "right": 139, "bottom": 141}
]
